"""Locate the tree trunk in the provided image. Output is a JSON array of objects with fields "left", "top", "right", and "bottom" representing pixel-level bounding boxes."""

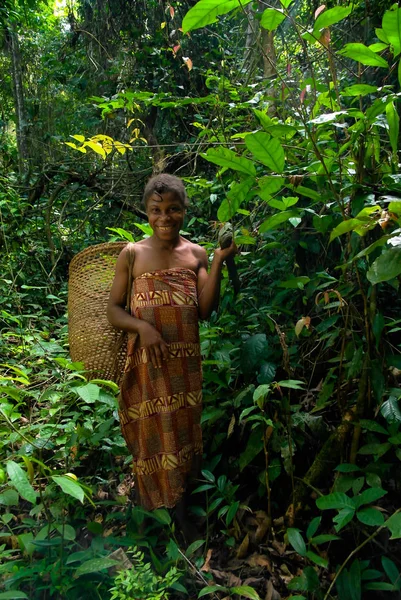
[
  {"left": 242, "top": 2, "right": 277, "bottom": 81},
  {"left": 8, "top": 24, "right": 29, "bottom": 177}
]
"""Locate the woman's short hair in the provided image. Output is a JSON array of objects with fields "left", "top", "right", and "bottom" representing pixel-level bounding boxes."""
[{"left": 143, "top": 174, "right": 188, "bottom": 208}]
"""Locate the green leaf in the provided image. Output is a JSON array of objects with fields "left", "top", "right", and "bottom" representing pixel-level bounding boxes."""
[
  {"left": 182, "top": 0, "right": 252, "bottom": 32},
  {"left": 381, "top": 396, "right": 401, "bottom": 423},
  {"left": 316, "top": 492, "right": 355, "bottom": 510},
  {"left": 382, "top": 7, "right": 401, "bottom": 57},
  {"left": 356, "top": 507, "right": 385, "bottom": 526},
  {"left": 306, "top": 550, "right": 329, "bottom": 568},
  {"left": 288, "top": 566, "right": 320, "bottom": 592},
  {"left": 230, "top": 587, "right": 261, "bottom": 600},
  {"left": 186, "top": 539, "right": 205, "bottom": 557},
  {"left": 287, "top": 528, "right": 307, "bottom": 556},
  {"left": 329, "top": 218, "right": 363, "bottom": 242},
  {"left": 239, "top": 429, "right": 263, "bottom": 471},
  {"left": 306, "top": 517, "right": 321, "bottom": 540},
  {"left": 342, "top": 84, "right": 378, "bottom": 96},
  {"left": 253, "top": 384, "right": 271, "bottom": 408},
  {"left": 198, "top": 586, "right": 227, "bottom": 598},
  {"left": 385, "top": 511, "right": 401, "bottom": 539},
  {"left": 7, "top": 461, "right": 37, "bottom": 504},
  {"left": 339, "top": 43, "right": 388, "bottom": 68},
  {"left": 386, "top": 101, "right": 400, "bottom": 155},
  {"left": 75, "top": 383, "right": 100, "bottom": 404},
  {"left": 333, "top": 507, "right": 355, "bottom": 532},
  {"left": 257, "top": 175, "right": 285, "bottom": 200},
  {"left": 359, "top": 419, "right": 388, "bottom": 435},
  {"left": 226, "top": 500, "right": 240, "bottom": 525},
  {"left": 201, "top": 147, "right": 256, "bottom": 176},
  {"left": 313, "top": 6, "right": 352, "bottom": 37},
  {"left": 245, "top": 132, "right": 285, "bottom": 172},
  {"left": 52, "top": 475, "right": 85, "bottom": 503},
  {"left": 259, "top": 210, "right": 299, "bottom": 233},
  {"left": 367, "top": 249, "right": 401, "bottom": 284},
  {"left": 260, "top": 8, "right": 286, "bottom": 31},
  {"left": 75, "top": 557, "right": 119, "bottom": 577},
  {"left": 382, "top": 556, "right": 400, "bottom": 585},
  {"left": 0, "top": 489, "right": 19, "bottom": 506},
  {"left": 217, "top": 177, "right": 254, "bottom": 220},
  {"left": 241, "top": 334, "right": 268, "bottom": 373},
  {"left": 0, "top": 593, "right": 28, "bottom": 599},
  {"left": 309, "top": 534, "right": 340, "bottom": 544},
  {"left": 335, "top": 463, "right": 362, "bottom": 473},
  {"left": 277, "top": 379, "right": 305, "bottom": 390},
  {"left": 201, "top": 469, "right": 215, "bottom": 483}
]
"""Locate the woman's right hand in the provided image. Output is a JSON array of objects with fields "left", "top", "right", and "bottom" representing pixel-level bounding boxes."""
[{"left": 138, "top": 321, "right": 169, "bottom": 369}]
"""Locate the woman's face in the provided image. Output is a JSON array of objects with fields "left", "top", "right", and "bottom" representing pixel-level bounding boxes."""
[{"left": 146, "top": 191, "right": 185, "bottom": 241}]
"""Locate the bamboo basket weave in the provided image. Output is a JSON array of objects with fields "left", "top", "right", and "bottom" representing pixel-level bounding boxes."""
[{"left": 68, "top": 241, "right": 128, "bottom": 383}]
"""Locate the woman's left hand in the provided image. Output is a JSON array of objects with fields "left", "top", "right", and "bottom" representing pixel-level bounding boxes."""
[{"left": 214, "top": 241, "right": 238, "bottom": 263}]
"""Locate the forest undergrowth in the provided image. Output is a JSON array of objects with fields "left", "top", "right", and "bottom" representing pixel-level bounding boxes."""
[{"left": 1, "top": 0, "right": 401, "bottom": 598}]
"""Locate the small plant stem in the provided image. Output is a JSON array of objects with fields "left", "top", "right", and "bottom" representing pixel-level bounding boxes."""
[{"left": 323, "top": 507, "right": 401, "bottom": 600}]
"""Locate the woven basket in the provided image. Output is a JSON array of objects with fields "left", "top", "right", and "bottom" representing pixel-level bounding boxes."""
[{"left": 68, "top": 241, "right": 128, "bottom": 383}]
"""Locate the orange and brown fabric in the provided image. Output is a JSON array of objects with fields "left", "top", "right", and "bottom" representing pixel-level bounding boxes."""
[{"left": 119, "top": 268, "right": 203, "bottom": 510}]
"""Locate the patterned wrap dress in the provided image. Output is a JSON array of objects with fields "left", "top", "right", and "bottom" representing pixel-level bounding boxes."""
[{"left": 118, "top": 267, "right": 203, "bottom": 510}]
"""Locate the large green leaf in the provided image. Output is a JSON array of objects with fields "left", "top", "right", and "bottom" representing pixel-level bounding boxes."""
[
  {"left": 386, "top": 101, "right": 399, "bottom": 155},
  {"left": 239, "top": 429, "right": 263, "bottom": 471},
  {"left": 201, "top": 148, "right": 256, "bottom": 176},
  {"left": 287, "top": 528, "right": 307, "bottom": 556},
  {"left": 313, "top": 6, "right": 352, "bottom": 37},
  {"left": 329, "top": 218, "right": 363, "bottom": 242},
  {"left": 230, "top": 587, "right": 261, "bottom": 600},
  {"left": 367, "top": 249, "right": 401, "bottom": 284},
  {"left": 52, "top": 475, "right": 85, "bottom": 503},
  {"left": 0, "top": 593, "right": 28, "bottom": 599},
  {"left": 74, "top": 557, "right": 119, "bottom": 577},
  {"left": 260, "top": 8, "right": 286, "bottom": 31},
  {"left": 217, "top": 177, "right": 254, "bottom": 220},
  {"left": 182, "top": 0, "right": 252, "bottom": 33},
  {"left": 241, "top": 333, "right": 268, "bottom": 373},
  {"left": 356, "top": 507, "right": 385, "bottom": 526},
  {"left": 339, "top": 43, "right": 388, "bottom": 68},
  {"left": 316, "top": 492, "right": 355, "bottom": 510},
  {"left": 75, "top": 383, "right": 100, "bottom": 404},
  {"left": 385, "top": 511, "right": 401, "bottom": 539},
  {"left": 382, "top": 7, "right": 401, "bottom": 57},
  {"left": 7, "top": 461, "right": 37, "bottom": 504},
  {"left": 245, "top": 132, "right": 285, "bottom": 172},
  {"left": 259, "top": 210, "right": 299, "bottom": 233},
  {"left": 342, "top": 84, "right": 378, "bottom": 96}
]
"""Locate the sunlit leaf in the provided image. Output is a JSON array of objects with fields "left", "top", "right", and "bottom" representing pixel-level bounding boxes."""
[
  {"left": 260, "top": 8, "right": 286, "bottom": 31},
  {"left": 201, "top": 147, "right": 256, "bottom": 176},
  {"left": 367, "top": 249, "right": 401, "bottom": 284},
  {"left": 182, "top": 0, "right": 252, "bottom": 33},
  {"left": 52, "top": 476, "right": 85, "bottom": 503},
  {"left": 382, "top": 6, "right": 401, "bottom": 57},
  {"left": 313, "top": 6, "right": 352, "bottom": 37},
  {"left": 339, "top": 43, "right": 388, "bottom": 68},
  {"left": 245, "top": 132, "right": 285, "bottom": 172},
  {"left": 7, "top": 461, "right": 37, "bottom": 504}
]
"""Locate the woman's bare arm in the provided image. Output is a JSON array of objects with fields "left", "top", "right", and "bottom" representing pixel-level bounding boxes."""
[
  {"left": 196, "top": 242, "right": 237, "bottom": 320},
  {"left": 107, "top": 247, "right": 169, "bottom": 368}
]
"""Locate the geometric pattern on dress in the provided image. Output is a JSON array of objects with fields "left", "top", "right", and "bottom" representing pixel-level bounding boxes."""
[
  {"left": 134, "top": 441, "right": 203, "bottom": 476},
  {"left": 122, "top": 389, "right": 202, "bottom": 420}
]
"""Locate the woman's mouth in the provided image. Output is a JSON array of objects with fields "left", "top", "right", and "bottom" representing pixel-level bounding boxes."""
[{"left": 158, "top": 226, "right": 174, "bottom": 231}]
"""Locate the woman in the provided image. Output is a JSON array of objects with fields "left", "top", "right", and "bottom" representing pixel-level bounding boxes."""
[{"left": 107, "top": 174, "right": 236, "bottom": 521}]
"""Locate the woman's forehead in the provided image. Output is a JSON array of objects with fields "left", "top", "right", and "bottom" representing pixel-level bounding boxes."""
[{"left": 147, "top": 191, "right": 184, "bottom": 206}]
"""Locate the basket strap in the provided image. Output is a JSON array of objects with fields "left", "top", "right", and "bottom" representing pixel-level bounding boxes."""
[{"left": 125, "top": 243, "right": 136, "bottom": 313}]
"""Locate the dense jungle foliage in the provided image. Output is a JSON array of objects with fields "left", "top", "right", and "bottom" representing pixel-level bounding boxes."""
[{"left": 2, "top": 0, "right": 401, "bottom": 598}]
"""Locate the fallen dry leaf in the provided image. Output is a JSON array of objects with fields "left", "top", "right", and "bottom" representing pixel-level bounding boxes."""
[
  {"left": 201, "top": 548, "right": 213, "bottom": 572},
  {"left": 237, "top": 532, "right": 250, "bottom": 559},
  {"left": 246, "top": 553, "right": 272, "bottom": 572}
]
